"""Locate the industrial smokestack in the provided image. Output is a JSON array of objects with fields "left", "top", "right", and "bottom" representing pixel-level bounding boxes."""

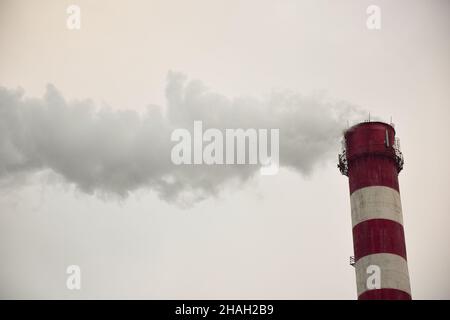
[{"left": 338, "top": 121, "right": 411, "bottom": 300}]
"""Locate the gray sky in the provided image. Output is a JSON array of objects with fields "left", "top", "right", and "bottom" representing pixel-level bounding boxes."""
[{"left": 0, "top": 0, "right": 449, "bottom": 299}]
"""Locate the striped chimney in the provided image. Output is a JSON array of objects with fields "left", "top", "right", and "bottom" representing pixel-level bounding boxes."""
[{"left": 338, "top": 121, "right": 411, "bottom": 300}]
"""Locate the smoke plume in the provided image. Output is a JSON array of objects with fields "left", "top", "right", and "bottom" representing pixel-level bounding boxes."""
[{"left": 0, "top": 72, "right": 364, "bottom": 205}]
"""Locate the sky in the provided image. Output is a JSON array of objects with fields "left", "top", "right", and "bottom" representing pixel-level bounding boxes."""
[{"left": 0, "top": 0, "right": 449, "bottom": 299}]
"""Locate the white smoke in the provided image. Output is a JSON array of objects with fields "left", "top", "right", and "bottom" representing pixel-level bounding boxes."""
[{"left": 0, "top": 72, "right": 365, "bottom": 205}]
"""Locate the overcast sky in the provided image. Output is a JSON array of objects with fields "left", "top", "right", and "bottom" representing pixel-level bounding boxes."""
[{"left": 0, "top": 0, "right": 449, "bottom": 299}]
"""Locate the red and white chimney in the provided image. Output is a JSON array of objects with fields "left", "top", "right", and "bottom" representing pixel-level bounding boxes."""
[{"left": 338, "top": 121, "right": 411, "bottom": 300}]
